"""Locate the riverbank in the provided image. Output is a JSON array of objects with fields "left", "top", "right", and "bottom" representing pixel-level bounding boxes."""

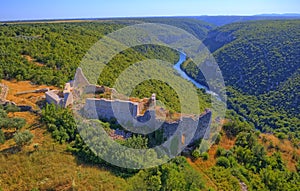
[{"left": 173, "top": 52, "right": 221, "bottom": 100}]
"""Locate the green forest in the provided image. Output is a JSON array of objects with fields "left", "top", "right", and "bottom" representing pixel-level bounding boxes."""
[
  {"left": 181, "top": 20, "right": 300, "bottom": 137},
  {"left": 0, "top": 18, "right": 299, "bottom": 190}
]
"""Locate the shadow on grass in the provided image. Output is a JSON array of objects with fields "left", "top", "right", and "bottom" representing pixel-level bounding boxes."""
[
  {"left": 0, "top": 145, "right": 21, "bottom": 154},
  {"left": 73, "top": 152, "right": 139, "bottom": 179}
]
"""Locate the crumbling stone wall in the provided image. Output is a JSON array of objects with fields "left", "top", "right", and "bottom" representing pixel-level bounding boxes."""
[
  {"left": 0, "top": 83, "right": 8, "bottom": 102},
  {"left": 83, "top": 96, "right": 211, "bottom": 151},
  {"left": 84, "top": 98, "right": 139, "bottom": 122},
  {"left": 45, "top": 90, "right": 63, "bottom": 106}
]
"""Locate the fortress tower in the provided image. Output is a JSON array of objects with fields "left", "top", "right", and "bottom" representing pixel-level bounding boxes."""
[{"left": 150, "top": 93, "right": 156, "bottom": 109}]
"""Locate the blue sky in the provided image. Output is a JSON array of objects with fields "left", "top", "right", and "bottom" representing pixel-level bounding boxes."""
[{"left": 1, "top": 0, "right": 300, "bottom": 21}]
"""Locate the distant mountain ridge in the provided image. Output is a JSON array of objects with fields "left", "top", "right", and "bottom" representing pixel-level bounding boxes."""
[
  {"left": 186, "top": 14, "right": 300, "bottom": 26},
  {"left": 256, "top": 13, "right": 300, "bottom": 16},
  {"left": 114, "top": 17, "right": 215, "bottom": 40}
]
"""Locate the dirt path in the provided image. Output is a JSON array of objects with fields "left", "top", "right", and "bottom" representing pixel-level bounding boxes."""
[
  {"left": 22, "top": 55, "right": 44, "bottom": 67},
  {"left": 239, "top": 181, "right": 248, "bottom": 191}
]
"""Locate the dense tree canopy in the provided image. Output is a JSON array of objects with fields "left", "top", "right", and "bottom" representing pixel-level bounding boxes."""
[{"left": 180, "top": 20, "right": 300, "bottom": 138}]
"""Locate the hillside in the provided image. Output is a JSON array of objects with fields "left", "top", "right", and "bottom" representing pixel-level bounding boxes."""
[
  {"left": 129, "top": 17, "right": 215, "bottom": 40},
  {"left": 182, "top": 20, "right": 300, "bottom": 103},
  {"left": 180, "top": 20, "right": 300, "bottom": 136},
  {"left": 205, "top": 20, "right": 300, "bottom": 95},
  {"left": 212, "top": 20, "right": 300, "bottom": 119},
  {"left": 263, "top": 70, "right": 300, "bottom": 118}
]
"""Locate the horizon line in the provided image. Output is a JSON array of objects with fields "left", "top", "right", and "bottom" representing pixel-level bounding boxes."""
[{"left": 1, "top": 13, "right": 300, "bottom": 23}]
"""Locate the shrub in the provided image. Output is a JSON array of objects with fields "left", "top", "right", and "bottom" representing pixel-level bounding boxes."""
[
  {"left": 33, "top": 143, "right": 39, "bottom": 150},
  {"left": 0, "top": 109, "right": 7, "bottom": 118},
  {"left": 216, "top": 156, "right": 230, "bottom": 168},
  {"left": 4, "top": 104, "right": 20, "bottom": 112},
  {"left": 12, "top": 118, "right": 26, "bottom": 130},
  {"left": 192, "top": 149, "right": 201, "bottom": 159},
  {"left": 276, "top": 132, "right": 287, "bottom": 140},
  {"left": 201, "top": 152, "right": 209, "bottom": 160},
  {"left": 216, "top": 147, "right": 225, "bottom": 157},
  {"left": 13, "top": 130, "right": 34, "bottom": 147},
  {"left": 214, "top": 133, "right": 221, "bottom": 144}
]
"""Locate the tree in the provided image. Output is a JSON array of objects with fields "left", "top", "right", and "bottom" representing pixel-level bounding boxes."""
[
  {"left": 0, "top": 109, "right": 7, "bottom": 118},
  {"left": 296, "top": 160, "right": 300, "bottom": 173},
  {"left": 42, "top": 104, "right": 77, "bottom": 143},
  {"left": 4, "top": 104, "right": 20, "bottom": 112},
  {"left": 13, "top": 130, "right": 34, "bottom": 148},
  {"left": 0, "top": 68, "right": 3, "bottom": 79}
]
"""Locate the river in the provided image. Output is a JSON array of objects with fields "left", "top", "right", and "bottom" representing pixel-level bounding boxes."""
[{"left": 173, "top": 52, "right": 219, "bottom": 97}]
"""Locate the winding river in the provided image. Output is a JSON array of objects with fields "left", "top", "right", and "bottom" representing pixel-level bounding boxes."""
[{"left": 173, "top": 52, "right": 219, "bottom": 97}]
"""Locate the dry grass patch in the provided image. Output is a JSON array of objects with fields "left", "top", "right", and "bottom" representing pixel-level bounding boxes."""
[
  {"left": 2, "top": 80, "right": 56, "bottom": 109},
  {"left": 22, "top": 55, "right": 44, "bottom": 67},
  {"left": 0, "top": 145, "right": 128, "bottom": 190}
]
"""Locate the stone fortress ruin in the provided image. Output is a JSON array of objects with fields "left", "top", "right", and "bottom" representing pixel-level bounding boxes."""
[
  {"left": 46, "top": 68, "right": 212, "bottom": 152},
  {"left": 0, "top": 83, "right": 8, "bottom": 104},
  {"left": 45, "top": 82, "right": 74, "bottom": 108}
]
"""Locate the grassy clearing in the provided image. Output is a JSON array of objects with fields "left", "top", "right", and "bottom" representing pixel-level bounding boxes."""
[
  {"left": 0, "top": 137, "right": 128, "bottom": 191},
  {"left": 0, "top": 109, "right": 127, "bottom": 191},
  {"left": 22, "top": 55, "right": 45, "bottom": 67}
]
